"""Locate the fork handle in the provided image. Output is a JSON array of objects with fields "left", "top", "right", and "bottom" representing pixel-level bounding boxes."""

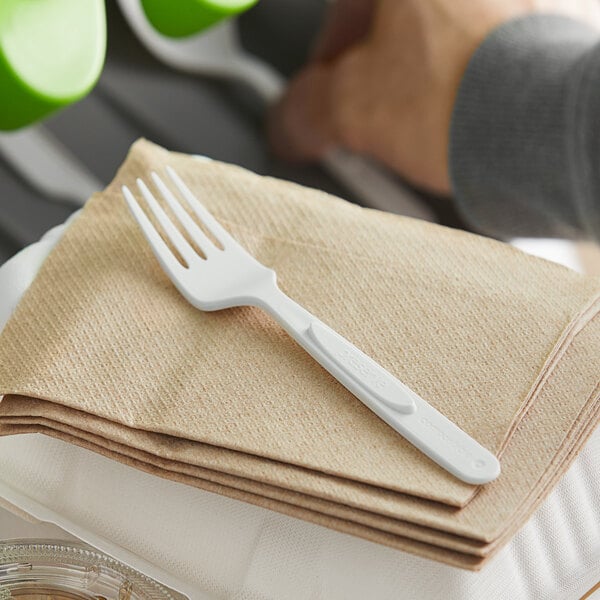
[{"left": 258, "top": 287, "right": 500, "bottom": 485}]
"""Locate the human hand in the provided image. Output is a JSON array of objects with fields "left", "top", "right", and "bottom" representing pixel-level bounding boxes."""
[{"left": 268, "top": 0, "right": 600, "bottom": 195}]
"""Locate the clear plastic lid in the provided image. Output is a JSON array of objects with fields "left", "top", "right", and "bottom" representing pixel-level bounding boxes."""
[{"left": 0, "top": 539, "right": 183, "bottom": 599}]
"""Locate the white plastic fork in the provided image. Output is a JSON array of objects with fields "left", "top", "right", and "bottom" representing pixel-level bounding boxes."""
[{"left": 122, "top": 168, "right": 501, "bottom": 485}]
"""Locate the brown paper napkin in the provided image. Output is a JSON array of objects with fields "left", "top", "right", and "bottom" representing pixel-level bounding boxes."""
[
  {"left": 1, "top": 311, "right": 597, "bottom": 569},
  {"left": 0, "top": 140, "right": 598, "bottom": 569}
]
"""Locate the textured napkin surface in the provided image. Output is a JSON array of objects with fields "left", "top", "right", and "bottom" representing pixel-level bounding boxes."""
[
  {"left": 0, "top": 140, "right": 599, "bottom": 569},
  {"left": 2, "top": 299, "right": 599, "bottom": 543},
  {"left": 1, "top": 310, "right": 598, "bottom": 570}
]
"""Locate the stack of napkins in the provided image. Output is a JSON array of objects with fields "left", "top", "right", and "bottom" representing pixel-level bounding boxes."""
[{"left": 0, "top": 140, "right": 598, "bottom": 570}]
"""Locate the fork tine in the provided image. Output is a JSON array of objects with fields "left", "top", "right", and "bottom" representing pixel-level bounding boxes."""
[
  {"left": 166, "top": 166, "right": 235, "bottom": 248},
  {"left": 151, "top": 172, "right": 216, "bottom": 257},
  {"left": 136, "top": 178, "right": 197, "bottom": 265},
  {"left": 122, "top": 185, "right": 186, "bottom": 280}
]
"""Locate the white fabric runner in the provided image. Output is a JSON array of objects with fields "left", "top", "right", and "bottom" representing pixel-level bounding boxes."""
[{"left": 0, "top": 432, "right": 597, "bottom": 600}]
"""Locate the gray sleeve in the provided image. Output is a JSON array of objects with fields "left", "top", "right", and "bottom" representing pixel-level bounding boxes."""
[{"left": 449, "top": 15, "right": 600, "bottom": 241}]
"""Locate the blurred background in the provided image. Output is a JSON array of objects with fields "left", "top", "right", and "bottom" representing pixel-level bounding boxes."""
[{"left": 0, "top": 0, "right": 470, "bottom": 266}]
